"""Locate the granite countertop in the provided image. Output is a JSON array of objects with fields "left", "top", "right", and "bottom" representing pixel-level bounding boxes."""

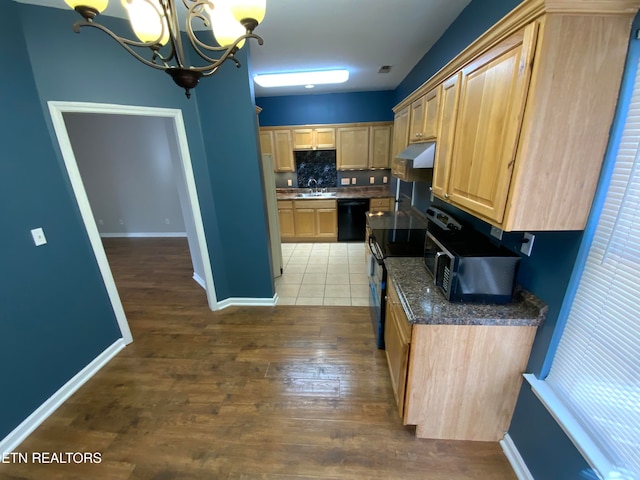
[
  {"left": 276, "top": 186, "right": 392, "bottom": 200},
  {"left": 366, "top": 209, "right": 428, "bottom": 230},
  {"left": 385, "top": 257, "right": 547, "bottom": 327}
]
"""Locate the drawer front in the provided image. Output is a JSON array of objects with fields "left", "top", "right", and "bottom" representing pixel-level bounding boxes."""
[
  {"left": 277, "top": 200, "right": 294, "bottom": 209},
  {"left": 370, "top": 197, "right": 393, "bottom": 211},
  {"left": 294, "top": 199, "right": 336, "bottom": 209}
]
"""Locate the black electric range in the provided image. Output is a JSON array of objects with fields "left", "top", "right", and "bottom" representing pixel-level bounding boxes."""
[{"left": 367, "top": 226, "right": 427, "bottom": 349}]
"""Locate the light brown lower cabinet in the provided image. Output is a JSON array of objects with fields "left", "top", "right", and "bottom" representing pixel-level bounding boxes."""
[
  {"left": 385, "top": 277, "right": 537, "bottom": 441},
  {"left": 277, "top": 200, "right": 295, "bottom": 240},
  {"left": 278, "top": 199, "right": 337, "bottom": 242}
]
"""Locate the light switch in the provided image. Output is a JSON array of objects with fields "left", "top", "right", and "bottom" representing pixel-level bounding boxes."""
[
  {"left": 369, "top": 176, "right": 375, "bottom": 184},
  {"left": 351, "top": 178, "right": 357, "bottom": 185},
  {"left": 287, "top": 179, "right": 292, "bottom": 186},
  {"left": 383, "top": 176, "right": 388, "bottom": 184},
  {"left": 31, "top": 227, "right": 47, "bottom": 246}
]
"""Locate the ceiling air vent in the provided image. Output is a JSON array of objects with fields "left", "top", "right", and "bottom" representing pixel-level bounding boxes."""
[{"left": 378, "top": 65, "right": 392, "bottom": 74}]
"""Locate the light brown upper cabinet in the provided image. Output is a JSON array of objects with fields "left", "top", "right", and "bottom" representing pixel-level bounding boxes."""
[
  {"left": 400, "top": 1, "right": 636, "bottom": 231},
  {"left": 408, "top": 87, "right": 440, "bottom": 143},
  {"left": 369, "top": 125, "right": 393, "bottom": 169},
  {"left": 335, "top": 123, "right": 393, "bottom": 170},
  {"left": 292, "top": 128, "right": 336, "bottom": 150},
  {"left": 261, "top": 129, "right": 295, "bottom": 172},
  {"left": 431, "top": 73, "right": 461, "bottom": 200},
  {"left": 392, "top": 106, "right": 410, "bottom": 159},
  {"left": 446, "top": 24, "right": 536, "bottom": 224},
  {"left": 337, "top": 126, "right": 369, "bottom": 170}
]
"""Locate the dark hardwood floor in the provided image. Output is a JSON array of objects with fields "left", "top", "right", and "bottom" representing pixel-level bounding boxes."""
[{"left": 0, "top": 238, "right": 517, "bottom": 479}]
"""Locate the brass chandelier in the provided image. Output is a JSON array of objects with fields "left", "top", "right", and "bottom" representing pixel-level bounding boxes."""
[{"left": 64, "top": 0, "right": 266, "bottom": 98}]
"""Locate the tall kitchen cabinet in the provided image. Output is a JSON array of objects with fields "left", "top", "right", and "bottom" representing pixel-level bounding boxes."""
[{"left": 394, "top": 0, "right": 639, "bottom": 231}]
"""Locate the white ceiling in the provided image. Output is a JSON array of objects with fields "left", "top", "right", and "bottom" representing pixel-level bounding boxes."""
[{"left": 15, "top": 0, "right": 472, "bottom": 97}]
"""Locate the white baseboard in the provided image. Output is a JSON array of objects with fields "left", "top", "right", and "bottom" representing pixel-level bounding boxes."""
[
  {"left": 192, "top": 272, "right": 206, "bottom": 290},
  {"left": 99, "top": 232, "right": 187, "bottom": 238},
  {"left": 0, "top": 339, "right": 126, "bottom": 455},
  {"left": 216, "top": 293, "right": 278, "bottom": 310},
  {"left": 501, "top": 433, "right": 534, "bottom": 480}
]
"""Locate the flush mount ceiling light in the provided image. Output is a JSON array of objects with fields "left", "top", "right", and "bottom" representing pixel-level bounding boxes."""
[
  {"left": 64, "top": 0, "right": 266, "bottom": 98},
  {"left": 253, "top": 69, "right": 349, "bottom": 88}
]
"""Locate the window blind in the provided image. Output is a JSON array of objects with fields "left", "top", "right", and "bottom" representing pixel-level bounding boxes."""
[{"left": 544, "top": 58, "right": 640, "bottom": 479}]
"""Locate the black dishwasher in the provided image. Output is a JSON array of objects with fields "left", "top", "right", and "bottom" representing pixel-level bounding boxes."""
[{"left": 337, "top": 199, "right": 369, "bottom": 241}]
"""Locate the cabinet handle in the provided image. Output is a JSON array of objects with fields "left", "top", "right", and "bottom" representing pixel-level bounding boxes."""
[{"left": 444, "top": 193, "right": 449, "bottom": 199}]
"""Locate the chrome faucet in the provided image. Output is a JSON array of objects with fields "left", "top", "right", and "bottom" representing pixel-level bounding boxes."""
[{"left": 307, "top": 178, "right": 318, "bottom": 193}]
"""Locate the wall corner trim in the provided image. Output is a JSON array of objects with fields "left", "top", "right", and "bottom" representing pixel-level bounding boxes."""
[
  {"left": 500, "top": 433, "right": 535, "bottom": 480},
  {"left": 216, "top": 294, "right": 278, "bottom": 310},
  {"left": 0, "top": 339, "right": 126, "bottom": 455}
]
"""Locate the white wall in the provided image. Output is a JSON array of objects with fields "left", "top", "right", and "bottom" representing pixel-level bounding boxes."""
[{"left": 64, "top": 113, "right": 186, "bottom": 236}]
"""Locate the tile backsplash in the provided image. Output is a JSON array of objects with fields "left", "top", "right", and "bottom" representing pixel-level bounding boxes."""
[{"left": 295, "top": 150, "right": 337, "bottom": 188}]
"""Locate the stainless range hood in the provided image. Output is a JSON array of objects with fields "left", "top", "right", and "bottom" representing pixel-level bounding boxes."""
[{"left": 395, "top": 142, "right": 436, "bottom": 168}]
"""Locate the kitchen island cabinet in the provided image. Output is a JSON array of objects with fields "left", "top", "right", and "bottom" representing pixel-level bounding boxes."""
[{"left": 384, "top": 257, "right": 545, "bottom": 441}]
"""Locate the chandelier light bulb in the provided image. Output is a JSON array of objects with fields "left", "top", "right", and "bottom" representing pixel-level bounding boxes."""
[
  {"left": 121, "top": 0, "right": 170, "bottom": 46},
  {"left": 64, "top": 0, "right": 109, "bottom": 15},
  {"left": 229, "top": 0, "right": 266, "bottom": 29},
  {"left": 208, "top": 1, "right": 246, "bottom": 48}
]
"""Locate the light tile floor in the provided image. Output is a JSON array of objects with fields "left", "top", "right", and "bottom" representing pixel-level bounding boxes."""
[{"left": 275, "top": 242, "right": 371, "bottom": 306}]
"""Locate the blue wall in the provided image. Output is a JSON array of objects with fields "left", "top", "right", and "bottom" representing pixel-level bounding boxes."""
[
  {"left": 256, "top": 91, "right": 395, "bottom": 126},
  {"left": 16, "top": 4, "right": 273, "bottom": 301},
  {"left": 195, "top": 48, "right": 274, "bottom": 298},
  {"left": 0, "top": 0, "right": 121, "bottom": 438},
  {"left": 394, "top": 0, "right": 522, "bottom": 102}
]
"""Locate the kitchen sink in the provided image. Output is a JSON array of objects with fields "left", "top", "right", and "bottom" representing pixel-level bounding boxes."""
[{"left": 297, "top": 192, "right": 337, "bottom": 198}]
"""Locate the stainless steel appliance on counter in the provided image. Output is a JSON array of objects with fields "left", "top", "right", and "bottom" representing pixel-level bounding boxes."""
[
  {"left": 367, "top": 219, "right": 427, "bottom": 349},
  {"left": 424, "top": 207, "right": 520, "bottom": 303}
]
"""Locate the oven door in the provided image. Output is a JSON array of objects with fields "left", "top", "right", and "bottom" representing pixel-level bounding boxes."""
[{"left": 368, "top": 236, "right": 386, "bottom": 349}]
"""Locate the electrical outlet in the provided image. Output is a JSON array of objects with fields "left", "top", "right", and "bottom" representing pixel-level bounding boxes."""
[
  {"left": 119, "top": 219, "right": 124, "bottom": 225},
  {"left": 341, "top": 178, "right": 350, "bottom": 185},
  {"left": 490, "top": 226, "right": 503, "bottom": 240},
  {"left": 31, "top": 227, "right": 47, "bottom": 246},
  {"left": 287, "top": 178, "right": 293, "bottom": 186},
  {"left": 165, "top": 218, "right": 170, "bottom": 225},
  {"left": 351, "top": 178, "right": 357, "bottom": 185},
  {"left": 98, "top": 219, "right": 104, "bottom": 226},
  {"left": 383, "top": 176, "right": 388, "bottom": 184},
  {"left": 369, "top": 176, "right": 375, "bottom": 184},
  {"left": 521, "top": 232, "right": 535, "bottom": 256}
]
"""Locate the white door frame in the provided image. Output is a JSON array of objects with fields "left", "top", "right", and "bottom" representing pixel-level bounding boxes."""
[{"left": 48, "top": 101, "right": 219, "bottom": 344}]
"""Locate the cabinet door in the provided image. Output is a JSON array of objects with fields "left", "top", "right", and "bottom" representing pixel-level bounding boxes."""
[
  {"left": 422, "top": 86, "right": 441, "bottom": 140},
  {"left": 392, "top": 107, "right": 410, "bottom": 158},
  {"left": 316, "top": 208, "right": 337, "bottom": 238},
  {"left": 408, "top": 96, "right": 425, "bottom": 143},
  {"left": 337, "top": 127, "right": 369, "bottom": 170},
  {"left": 369, "top": 125, "right": 392, "bottom": 169},
  {"left": 314, "top": 128, "right": 336, "bottom": 149},
  {"left": 294, "top": 208, "right": 315, "bottom": 237},
  {"left": 273, "top": 130, "right": 295, "bottom": 172},
  {"left": 292, "top": 129, "right": 314, "bottom": 150},
  {"left": 432, "top": 73, "right": 461, "bottom": 199},
  {"left": 277, "top": 201, "right": 295, "bottom": 239},
  {"left": 385, "top": 285, "right": 411, "bottom": 417},
  {"left": 448, "top": 24, "right": 537, "bottom": 223},
  {"left": 259, "top": 130, "right": 274, "bottom": 157}
]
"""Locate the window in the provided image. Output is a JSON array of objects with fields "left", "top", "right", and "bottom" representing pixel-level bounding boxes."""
[{"left": 526, "top": 58, "right": 640, "bottom": 480}]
